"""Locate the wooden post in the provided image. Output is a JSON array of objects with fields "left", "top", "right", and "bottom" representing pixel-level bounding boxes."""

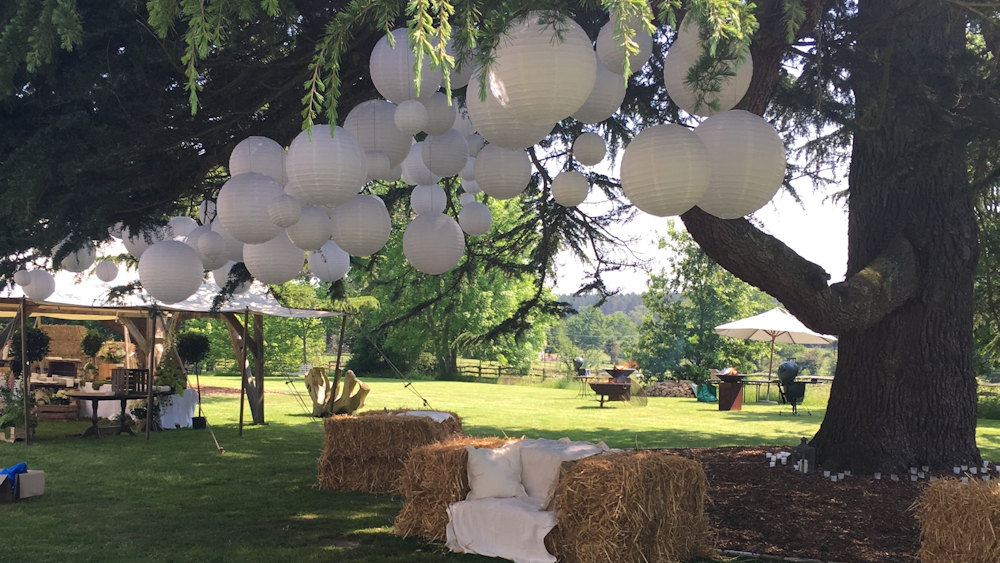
[
  {"left": 238, "top": 308, "right": 248, "bottom": 437},
  {"left": 145, "top": 313, "right": 156, "bottom": 441},
  {"left": 332, "top": 315, "right": 347, "bottom": 397},
  {"left": 20, "top": 298, "right": 29, "bottom": 445},
  {"left": 253, "top": 314, "right": 264, "bottom": 423}
]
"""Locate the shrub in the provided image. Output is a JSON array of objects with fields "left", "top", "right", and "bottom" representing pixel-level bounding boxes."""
[{"left": 176, "top": 332, "right": 211, "bottom": 366}]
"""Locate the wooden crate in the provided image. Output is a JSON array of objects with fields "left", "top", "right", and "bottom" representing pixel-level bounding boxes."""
[{"left": 34, "top": 403, "right": 78, "bottom": 421}]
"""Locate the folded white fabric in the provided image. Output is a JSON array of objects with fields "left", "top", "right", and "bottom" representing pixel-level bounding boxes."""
[
  {"left": 519, "top": 438, "right": 604, "bottom": 499},
  {"left": 446, "top": 496, "right": 557, "bottom": 563},
  {"left": 396, "top": 410, "right": 454, "bottom": 423},
  {"left": 466, "top": 441, "right": 528, "bottom": 500}
]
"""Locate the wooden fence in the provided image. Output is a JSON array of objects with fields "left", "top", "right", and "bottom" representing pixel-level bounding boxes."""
[{"left": 458, "top": 363, "right": 568, "bottom": 383}]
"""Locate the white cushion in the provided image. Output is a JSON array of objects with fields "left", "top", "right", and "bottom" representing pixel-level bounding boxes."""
[
  {"left": 466, "top": 442, "right": 528, "bottom": 500},
  {"left": 519, "top": 438, "right": 604, "bottom": 499},
  {"left": 446, "top": 496, "right": 556, "bottom": 563}
]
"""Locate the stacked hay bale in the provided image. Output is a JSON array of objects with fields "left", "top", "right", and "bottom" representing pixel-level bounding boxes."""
[
  {"left": 395, "top": 436, "right": 507, "bottom": 540},
  {"left": 545, "top": 450, "right": 715, "bottom": 563},
  {"left": 916, "top": 478, "right": 1000, "bottom": 563},
  {"left": 317, "top": 409, "right": 463, "bottom": 493}
]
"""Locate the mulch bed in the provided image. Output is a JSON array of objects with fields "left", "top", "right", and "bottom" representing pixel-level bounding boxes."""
[{"left": 676, "top": 447, "right": 924, "bottom": 563}]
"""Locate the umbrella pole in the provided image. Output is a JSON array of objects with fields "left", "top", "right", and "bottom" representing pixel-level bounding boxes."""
[{"left": 766, "top": 339, "right": 776, "bottom": 401}]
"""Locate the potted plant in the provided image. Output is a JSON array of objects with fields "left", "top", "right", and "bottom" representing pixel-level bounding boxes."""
[
  {"left": 0, "top": 381, "right": 37, "bottom": 441},
  {"left": 176, "top": 333, "right": 210, "bottom": 429},
  {"left": 8, "top": 326, "right": 51, "bottom": 376},
  {"left": 80, "top": 329, "right": 104, "bottom": 380},
  {"left": 97, "top": 341, "right": 126, "bottom": 380}
]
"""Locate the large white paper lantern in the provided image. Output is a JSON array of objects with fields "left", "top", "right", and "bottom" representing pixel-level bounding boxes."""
[
  {"left": 465, "top": 133, "right": 486, "bottom": 157},
  {"left": 286, "top": 205, "right": 331, "bottom": 251},
  {"left": 620, "top": 124, "right": 711, "bottom": 217},
  {"left": 198, "top": 200, "right": 217, "bottom": 224},
  {"left": 466, "top": 82, "right": 553, "bottom": 149},
  {"left": 365, "top": 151, "right": 392, "bottom": 181},
  {"left": 13, "top": 270, "right": 32, "bottom": 286},
  {"left": 344, "top": 100, "right": 412, "bottom": 167},
  {"left": 488, "top": 13, "right": 596, "bottom": 125},
  {"left": 216, "top": 172, "right": 283, "bottom": 244},
  {"left": 243, "top": 231, "right": 305, "bottom": 285},
  {"left": 411, "top": 184, "right": 448, "bottom": 215},
  {"left": 330, "top": 195, "right": 392, "bottom": 256},
  {"left": 460, "top": 157, "right": 476, "bottom": 181},
  {"left": 400, "top": 142, "right": 443, "bottom": 186},
  {"left": 229, "top": 136, "right": 285, "bottom": 182},
  {"left": 445, "top": 40, "right": 475, "bottom": 89},
  {"left": 122, "top": 226, "right": 163, "bottom": 259},
  {"left": 459, "top": 201, "right": 492, "bottom": 236},
  {"left": 167, "top": 216, "right": 199, "bottom": 240},
  {"left": 670, "top": 19, "right": 704, "bottom": 63},
  {"left": 694, "top": 110, "right": 786, "bottom": 218},
  {"left": 197, "top": 231, "right": 226, "bottom": 262},
  {"left": 184, "top": 224, "right": 210, "bottom": 251},
  {"left": 463, "top": 179, "right": 481, "bottom": 194},
  {"left": 551, "top": 170, "right": 590, "bottom": 207},
  {"left": 212, "top": 261, "right": 251, "bottom": 294},
  {"left": 452, "top": 101, "right": 476, "bottom": 136},
  {"left": 572, "top": 56, "right": 627, "bottom": 124},
  {"left": 596, "top": 15, "right": 654, "bottom": 75},
  {"left": 55, "top": 240, "right": 96, "bottom": 273},
  {"left": 394, "top": 100, "right": 428, "bottom": 135},
  {"left": 94, "top": 261, "right": 118, "bottom": 283},
  {"left": 211, "top": 221, "right": 246, "bottom": 263},
  {"left": 23, "top": 270, "right": 55, "bottom": 301},
  {"left": 663, "top": 48, "right": 753, "bottom": 117},
  {"left": 474, "top": 144, "right": 531, "bottom": 200},
  {"left": 385, "top": 164, "right": 402, "bottom": 182},
  {"left": 422, "top": 92, "right": 457, "bottom": 136},
  {"left": 138, "top": 241, "right": 204, "bottom": 304},
  {"left": 285, "top": 124, "right": 367, "bottom": 206},
  {"left": 268, "top": 193, "right": 302, "bottom": 228},
  {"left": 370, "top": 28, "right": 442, "bottom": 103},
  {"left": 422, "top": 129, "right": 469, "bottom": 177},
  {"left": 308, "top": 240, "right": 351, "bottom": 282},
  {"left": 403, "top": 213, "right": 465, "bottom": 274},
  {"left": 573, "top": 132, "right": 607, "bottom": 166}
]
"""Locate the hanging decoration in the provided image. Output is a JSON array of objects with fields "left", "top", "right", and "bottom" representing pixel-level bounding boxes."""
[
  {"left": 138, "top": 241, "right": 204, "bottom": 304},
  {"left": 403, "top": 213, "right": 466, "bottom": 274},
  {"left": 620, "top": 123, "right": 711, "bottom": 217}
]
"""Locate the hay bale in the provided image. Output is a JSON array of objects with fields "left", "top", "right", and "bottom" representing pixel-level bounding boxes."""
[
  {"left": 40, "top": 325, "right": 87, "bottom": 360},
  {"left": 545, "top": 450, "right": 715, "bottom": 563},
  {"left": 916, "top": 478, "right": 1000, "bottom": 563},
  {"left": 395, "top": 436, "right": 508, "bottom": 541},
  {"left": 317, "top": 410, "right": 463, "bottom": 493}
]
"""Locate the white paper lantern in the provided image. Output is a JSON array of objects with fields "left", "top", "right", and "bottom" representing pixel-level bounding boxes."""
[
  {"left": 184, "top": 224, "right": 210, "bottom": 251},
  {"left": 13, "top": 269, "right": 32, "bottom": 286},
  {"left": 551, "top": 170, "right": 590, "bottom": 207},
  {"left": 216, "top": 172, "right": 283, "bottom": 244},
  {"left": 122, "top": 226, "right": 159, "bottom": 259},
  {"left": 56, "top": 240, "right": 96, "bottom": 273},
  {"left": 460, "top": 157, "right": 476, "bottom": 181},
  {"left": 403, "top": 213, "right": 465, "bottom": 274},
  {"left": 463, "top": 179, "right": 481, "bottom": 194},
  {"left": 459, "top": 192, "right": 477, "bottom": 206},
  {"left": 422, "top": 92, "right": 457, "bottom": 136},
  {"left": 365, "top": 150, "right": 392, "bottom": 181},
  {"left": 385, "top": 164, "right": 402, "bottom": 182},
  {"left": 572, "top": 55, "right": 627, "bottom": 124},
  {"left": 488, "top": 13, "right": 596, "bottom": 125},
  {"left": 167, "top": 216, "right": 198, "bottom": 240},
  {"left": 94, "top": 261, "right": 118, "bottom": 283},
  {"left": 344, "top": 100, "right": 412, "bottom": 167},
  {"left": 268, "top": 194, "right": 302, "bottom": 228},
  {"left": 108, "top": 222, "right": 125, "bottom": 239},
  {"left": 671, "top": 19, "right": 704, "bottom": 63},
  {"left": 243, "top": 231, "right": 305, "bottom": 285},
  {"left": 466, "top": 82, "right": 553, "bottom": 149},
  {"left": 596, "top": 16, "right": 653, "bottom": 75},
  {"left": 694, "top": 110, "right": 786, "bottom": 218},
  {"left": 23, "top": 270, "right": 55, "bottom": 301},
  {"left": 465, "top": 133, "right": 486, "bottom": 157},
  {"left": 308, "top": 240, "right": 351, "bottom": 283},
  {"left": 370, "top": 28, "right": 442, "bottom": 103},
  {"left": 286, "top": 205, "right": 332, "bottom": 251},
  {"left": 198, "top": 200, "right": 217, "bottom": 224},
  {"left": 459, "top": 201, "right": 492, "bottom": 236},
  {"left": 138, "top": 241, "right": 204, "bottom": 304},
  {"left": 445, "top": 40, "right": 475, "bottom": 89},
  {"left": 474, "top": 144, "right": 531, "bottom": 200},
  {"left": 411, "top": 184, "right": 448, "bottom": 215},
  {"left": 330, "top": 195, "right": 392, "bottom": 256},
  {"left": 400, "top": 142, "right": 443, "bottom": 186},
  {"left": 422, "top": 129, "right": 469, "bottom": 177},
  {"left": 212, "top": 261, "right": 251, "bottom": 294},
  {"left": 198, "top": 230, "right": 225, "bottom": 261},
  {"left": 394, "top": 100, "right": 428, "bottom": 135},
  {"left": 663, "top": 48, "right": 753, "bottom": 117},
  {"left": 211, "top": 221, "right": 246, "bottom": 263},
  {"left": 284, "top": 124, "right": 367, "bottom": 206},
  {"left": 452, "top": 101, "right": 476, "bottom": 136},
  {"left": 229, "top": 136, "right": 286, "bottom": 182},
  {"left": 620, "top": 124, "right": 711, "bottom": 217},
  {"left": 573, "top": 132, "right": 607, "bottom": 166}
]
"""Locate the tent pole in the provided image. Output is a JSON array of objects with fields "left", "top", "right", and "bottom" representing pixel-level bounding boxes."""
[
  {"left": 20, "top": 298, "right": 29, "bottom": 445},
  {"left": 145, "top": 313, "right": 156, "bottom": 441},
  {"left": 766, "top": 338, "right": 776, "bottom": 401},
  {"left": 238, "top": 308, "right": 248, "bottom": 437}
]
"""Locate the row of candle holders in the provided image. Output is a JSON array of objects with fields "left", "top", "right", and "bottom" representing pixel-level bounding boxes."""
[{"left": 764, "top": 451, "right": 999, "bottom": 483}]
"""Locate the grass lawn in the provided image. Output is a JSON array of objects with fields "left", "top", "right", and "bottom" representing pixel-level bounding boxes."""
[{"left": 3, "top": 376, "right": 1000, "bottom": 563}]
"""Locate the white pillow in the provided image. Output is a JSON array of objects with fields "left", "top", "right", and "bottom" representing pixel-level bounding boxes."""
[
  {"left": 465, "top": 442, "right": 528, "bottom": 500},
  {"left": 520, "top": 438, "right": 603, "bottom": 499}
]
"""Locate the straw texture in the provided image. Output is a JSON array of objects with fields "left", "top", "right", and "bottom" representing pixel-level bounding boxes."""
[{"left": 916, "top": 478, "right": 1000, "bottom": 563}]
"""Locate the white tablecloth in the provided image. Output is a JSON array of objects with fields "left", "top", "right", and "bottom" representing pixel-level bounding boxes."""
[{"left": 76, "top": 389, "right": 199, "bottom": 429}]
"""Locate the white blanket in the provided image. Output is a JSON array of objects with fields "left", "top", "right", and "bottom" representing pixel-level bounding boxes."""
[
  {"left": 446, "top": 496, "right": 557, "bottom": 563},
  {"left": 397, "top": 410, "right": 454, "bottom": 423}
]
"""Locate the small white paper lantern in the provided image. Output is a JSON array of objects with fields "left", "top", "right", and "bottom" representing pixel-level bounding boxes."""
[
  {"left": 571, "top": 55, "right": 627, "bottom": 124},
  {"left": 308, "top": 240, "right": 351, "bottom": 282},
  {"left": 211, "top": 221, "right": 246, "bottom": 263},
  {"left": 198, "top": 200, "right": 217, "bottom": 224},
  {"left": 229, "top": 136, "right": 286, "bottom": 182},
  {"left": 370, "top": 28, "right": 442, "bottom": 103},
  {"left": 330, "top": 195, "right": 392, "bottom": 256},
  {"left": 452, "top": 101, "right": 476, "bottom": 136},
  {"left": 344, "top": 99, "right": 412, "bottom": 167},
  {"left": 422, "top": 92, "right": 457, "bottom": 136},
  {"left": 460, "top": 157, "right": 476, "bottom": 181},
  {"left": 94, "top": 261, "right": 118, "bottom": 283},
  {"left": 216, "top": 172, "right": 283, "bottom": 244},
  {"left": 138, "top": 241, "right": 204, "bottom": 304},
  {"left": 212, "top": 261, "right": 251, "bottom": 294},
  {"left": 184, "top": 224, "right": 210, "bottom": 251},
  {"left": 394, "top": 100, "right": 428, "bottom": 135},
  {"left": 57, "top": 240, "right": 96, "bottom": 273},
  {"left": 694, "top": 110, "right": 786, "bottom": 219},
  {"left": 422, "top": 129, "right": 469, "bottom": 177},
  {"left": 411, "top": 184, "right": 448, "bottom": 215},
  {"left": 403, "top": 213, "right": 465, "bottom": 274},
  {"left": 474, "top": 144, "right": 531, "bottom": 200},
  {"left": 365, "top": 150, "right": 392, "bottom": 181},
  {"left": 573, "top": 132, "right": 607, "bottom": 166},
  {"left": 488, "top": 13, "right": 597, "bottom": 125},
  {"left": 167, "top": 216, "right": 199, "bottom": 240},
  {"left": 23, "top": 270, "right": 55, "bottom": 301},
  {"left": 284, "top": 124, "right": 367, "bottom": 207},
  {"left": 13, "top": 270, "right": 32, "bottom": 286},
  {"left": 268, "top": 193, "right": 302, "bottom": 228},
  {"left": 243, "top": 231, "right": 305, "bottom": 285},
  {"left": 122, "top": 226, "right": 158, "bottom": 259},
  {"left": 286, "top": 205, "right": 332, "bottom": 251},
  {"left": 551, "top": 170, "right": 590, "bottom": 207},
  {"left": 459, "top": 192, "right": 477, "bottom": 206},
  {"left": 596, "top": 15, "right": 654, "bottom": 75},
  {"left": 197, "top": 230, "right": 226, "bottom": 261},
  {"left": 620, "top": 124, "right": 711, "bottom": 217},
  {"left": 459, "top": 201, "right": 492, "bottom": 236},
  {"left": 466, "top": 82, "right": 553, "bottom": 149},
  {"left": 663, "top": 48, "right": 753, "bottom": 117},
  {"left": 463, "top": 179, "right": 481, "bottom": 194},
  {"left": 465, "top": 133, "right": 486, "bottom": 157},
  {"left": 400, "top": 142, "right": 443, "bottom": 186},
  {"left": 108, "top": 222, "right": 125, "bottom": 239}
]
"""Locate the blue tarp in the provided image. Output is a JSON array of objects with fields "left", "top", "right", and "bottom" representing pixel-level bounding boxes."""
[{"left": 1, "top": 462, "right": 27, "bottom": 495}]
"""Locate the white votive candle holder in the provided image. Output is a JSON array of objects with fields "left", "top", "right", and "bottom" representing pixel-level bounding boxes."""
[
  {"left": 910, "top": 475, "right": 918, "bottom": 482},
  {"left": 972, "top": 467, "right": 979, "bottom": 475},
  {"left": 874, "top": 472, "right": 882, "bottom": 480},
  {"left": 930, "top": 476, "right": 938, "bottom": 482},
  {"left": 831, "top": 476, "right": 837, "bottom": 482},
  {"left": 962, "top": 476, "right": 969, "bottom": 483},
  {"left": 891, "top": 474, "right": 899, "bottom": 482},
  {"left": 923, "top": 465, "right": 930, "bottom": 472},
  {"left": 823, "top": 470, "right": 831, "bottom": 478},
  {"left": 962, "top": 465, "right": 969, "bottom": 471},
  {"left": 844, "top": 470, "right": 852, "bottom": 477},
  {"left": 918, "top": 472, "right": 925, "bottom": 479},
  {"left": 837, "top": 472, "right": 845, "bottom": 479},
  {"left": 953, "top": 467, "right": 961, "bottom": 474}
]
